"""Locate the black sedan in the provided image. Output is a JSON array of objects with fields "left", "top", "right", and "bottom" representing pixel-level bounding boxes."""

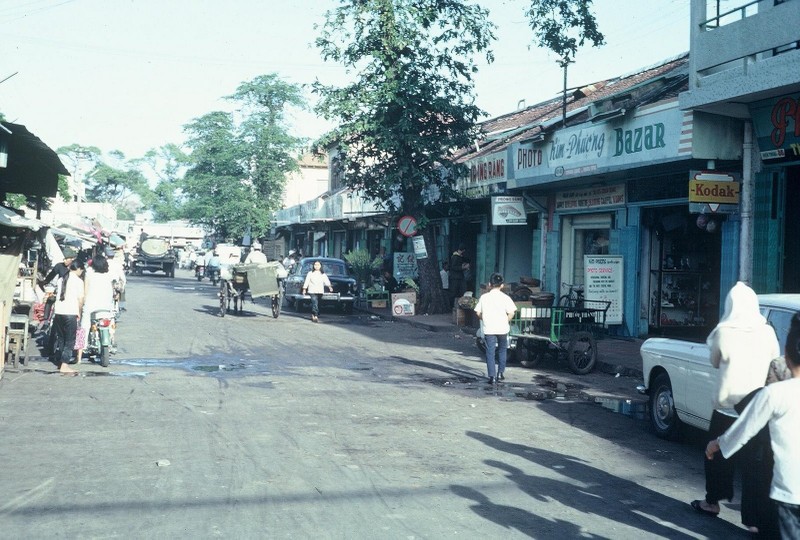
[{"left": 283, "top": 257, "right": 357, "bottom": 314}]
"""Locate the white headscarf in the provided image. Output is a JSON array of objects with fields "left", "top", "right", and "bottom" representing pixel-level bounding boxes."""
[{"left": 708, "top": 281, "right": 766, "bottom": 337}]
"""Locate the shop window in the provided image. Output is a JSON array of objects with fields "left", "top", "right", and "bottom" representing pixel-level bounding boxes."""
[{"left": 646, "top": 207, "right": 721, "bottom": 335}]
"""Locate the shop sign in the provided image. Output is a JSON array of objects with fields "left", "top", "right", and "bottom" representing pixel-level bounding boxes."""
[
  {"left": 457, "top": 150, "right": 508, "bottom": 198},
  {"left": 555, "top": 184, "right": 625, "bottom": 211},
  {"left": 584, "top": 255, "right": 623, "bottom": 325},
  {"left": 393, "top": 252, "right": 418, "bottom": 280},
  {"left": 688, "top": 171, "right": 739, "bottom": 214},
  {"left": 491, "top": 196, "right": 526, "bottom": 225},
  {"left": 750, "top": 93, "right": 800, "bottom": 163}
]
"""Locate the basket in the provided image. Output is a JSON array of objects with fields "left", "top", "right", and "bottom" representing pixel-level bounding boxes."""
[{"left": 530, "top": 292, "right": 555, "bottom": 308}]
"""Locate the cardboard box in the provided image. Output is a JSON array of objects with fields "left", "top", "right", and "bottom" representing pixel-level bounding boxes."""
[{"left": 391, "top": 292, "right": 416, "bottom": 317}]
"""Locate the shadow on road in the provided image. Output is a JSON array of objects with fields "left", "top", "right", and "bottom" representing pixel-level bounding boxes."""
[{"left": 457, "top": 431, "right": 748, "bottom": 539}]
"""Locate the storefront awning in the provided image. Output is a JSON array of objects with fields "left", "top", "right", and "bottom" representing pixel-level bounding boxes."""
[{"left": 0, "top": 122, "right": 69, "bottom": 198}]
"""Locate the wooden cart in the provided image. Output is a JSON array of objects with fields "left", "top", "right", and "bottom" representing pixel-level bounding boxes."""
[{"left": 219, "top": 262, "right": 283, "bottom": 318}]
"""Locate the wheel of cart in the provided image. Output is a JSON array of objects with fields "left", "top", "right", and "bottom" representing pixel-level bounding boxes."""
[{"left": 509, "top": 299, "right": 610, "bottom": 374}]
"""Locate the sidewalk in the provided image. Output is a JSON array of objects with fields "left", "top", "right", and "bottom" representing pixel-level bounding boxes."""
[{"left": 356, "top": 304, "right": 646, "bottom": 380}]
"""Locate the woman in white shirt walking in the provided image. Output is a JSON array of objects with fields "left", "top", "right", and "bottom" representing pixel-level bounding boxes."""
[
  {"left": 302, "top": 260, "right": 333, "bottom": 323},
  {"left": 52, "top": 260, "right": 84, "bottom": 373}
]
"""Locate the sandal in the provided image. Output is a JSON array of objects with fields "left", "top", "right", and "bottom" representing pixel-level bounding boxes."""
[{"left": 690, "top": 500, "right": 719, "bottom": 517}]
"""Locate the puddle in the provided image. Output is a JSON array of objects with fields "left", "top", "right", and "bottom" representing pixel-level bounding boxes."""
[{"left": 192, "top": 363, "right": 247, "bottom": 373}]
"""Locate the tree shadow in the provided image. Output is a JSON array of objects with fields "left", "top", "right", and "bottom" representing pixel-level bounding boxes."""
[{"left": 459, "top": 431, "right": 748, "bottom": 539}]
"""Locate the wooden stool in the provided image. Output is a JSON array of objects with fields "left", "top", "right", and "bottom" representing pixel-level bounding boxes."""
[{"left": 6, "top": 314, "right": 30, "bottom": 368}]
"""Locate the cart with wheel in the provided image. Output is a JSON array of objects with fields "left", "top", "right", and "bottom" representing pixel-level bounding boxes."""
[
  {"left": 219, "top": 262, "right": 283, "bottom": 318},
  {"left": 509, "top": 299, "right": 611, "bottom": 374}
]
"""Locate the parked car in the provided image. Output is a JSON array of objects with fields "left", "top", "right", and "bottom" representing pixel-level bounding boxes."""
[
  {"left": 283, "top": 257, "right": 357, "bottom": 314},
  {"left": 638, "top": 294, "right": 800, "bottom": 439}
]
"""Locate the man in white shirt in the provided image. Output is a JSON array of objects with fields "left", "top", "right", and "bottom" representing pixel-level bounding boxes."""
[
  {"left": 473, "top": 273, "right": 517, "bottom": 384},
  {"left": 706, "top": 312, "right": 800, "bottom": 539},
  {"left": 245, "top": 243, "right": 267, "bottom": 264}
]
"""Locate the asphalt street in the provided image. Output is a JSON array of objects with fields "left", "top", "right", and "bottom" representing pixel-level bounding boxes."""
[{"left": 0, "top": 269, "right": 752, "bottom": 539}]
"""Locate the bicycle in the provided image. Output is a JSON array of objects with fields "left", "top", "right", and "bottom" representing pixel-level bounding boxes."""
[{"left": 558, "top": 282, "right": 585, "bottom": 309}]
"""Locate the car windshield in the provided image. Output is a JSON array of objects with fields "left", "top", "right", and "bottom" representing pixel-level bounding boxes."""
[{"left": 301, "top": 261, "right": 347, "bottom": 277}]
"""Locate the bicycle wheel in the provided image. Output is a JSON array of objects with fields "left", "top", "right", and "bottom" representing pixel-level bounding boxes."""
[{"left": 557, "top": 294, "right": 573, "bottom": 307}]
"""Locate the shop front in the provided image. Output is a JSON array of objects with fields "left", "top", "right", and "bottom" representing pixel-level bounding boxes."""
[
  {"left": 511, "top": 102, "right": 743, "bottom": 337},
  {"left": 750, "top": 93, "right": 800, "bottom": 293}
]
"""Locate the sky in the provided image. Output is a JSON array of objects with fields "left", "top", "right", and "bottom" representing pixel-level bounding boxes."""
[{"left": 0, "top": 0, "right": 690, "bottom": 162}]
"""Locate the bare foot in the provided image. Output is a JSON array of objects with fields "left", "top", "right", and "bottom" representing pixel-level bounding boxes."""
[
  {"left": 59, "top": 364, "right": 77, "bottom": 374},
  {"left": 700, "top": 501, "right": 720, "bottom": 513}
]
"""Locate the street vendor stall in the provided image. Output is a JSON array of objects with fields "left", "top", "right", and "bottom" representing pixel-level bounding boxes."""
[{"left": 0, "top": 207, "right": 46, "bottom": 374}]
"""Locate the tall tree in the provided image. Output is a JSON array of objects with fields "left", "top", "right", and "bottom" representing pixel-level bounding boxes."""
[
  {"left": 132, "top": 143, "right": 188, "bottom": 221},
  {"left": 84, "top": 152, "right": 150, "bottom": 220},
  {"left": 314, "top": 0, "right": 495, "bottom": 314},
  {"left": 182, "top": 75, "right": 305, "bottom": 241}
]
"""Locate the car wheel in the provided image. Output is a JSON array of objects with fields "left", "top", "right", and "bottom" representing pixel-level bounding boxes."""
[{"left": 650, "top": 372, "right": 681, "bottom": 440}]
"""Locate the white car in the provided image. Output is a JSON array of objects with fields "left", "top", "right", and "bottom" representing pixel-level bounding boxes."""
[{"left": 638, "top": 294, "right": 800, "bottom": 439}]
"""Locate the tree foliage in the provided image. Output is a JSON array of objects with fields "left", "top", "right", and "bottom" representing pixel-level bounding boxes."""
[
  {"left": 84, "top": 155, "right": 150, "bottom": 220},
  {"left": 132, "top": 144, "right": 188, "bottom": 221},
  {"left": 314, "top": 0, "right": 495, "bottom": 314},
  {"left": 181, "top": 74, "right": 305, "bottom": 241},
  {"left": 526, "top": 0, "right": 604, "bottom": 65}
]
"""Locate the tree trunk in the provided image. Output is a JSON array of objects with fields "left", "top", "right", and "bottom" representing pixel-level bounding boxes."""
[{"left": 416, "top": 225, "right": 449, "bottom": 315}]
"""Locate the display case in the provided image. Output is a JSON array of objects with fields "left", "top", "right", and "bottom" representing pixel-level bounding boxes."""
[{"left": 648, "top": 220, "right": 720, "bottom": 330}]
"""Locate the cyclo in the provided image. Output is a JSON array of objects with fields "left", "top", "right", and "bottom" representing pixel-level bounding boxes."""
[
  {"left": 510, "top": 293, "right": 611, "bottom": 375},
  {"left": 218, "top": 261, "right": 283, "bottom": 318}
]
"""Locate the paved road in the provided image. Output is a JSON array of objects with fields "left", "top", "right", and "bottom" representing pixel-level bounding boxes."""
[{"left": 0, "top": 270, "right": 750, "bottom": 538}]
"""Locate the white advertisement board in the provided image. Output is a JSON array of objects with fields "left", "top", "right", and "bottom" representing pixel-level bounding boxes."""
[
  {"left": 491, "top": 196, "right": 527, "bottom": 225},
  {"left": 583, "top": 255, "right": 623, "bottom": 325}
]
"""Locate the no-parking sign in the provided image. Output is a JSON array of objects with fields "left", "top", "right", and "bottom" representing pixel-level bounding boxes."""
[{"left": 396, "top": 215, "right": 417, "bottom": 237}]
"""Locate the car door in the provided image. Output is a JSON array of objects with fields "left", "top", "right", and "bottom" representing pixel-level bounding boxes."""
[{"left": 682, "top": 340, "right": 716, "bottom": 430}]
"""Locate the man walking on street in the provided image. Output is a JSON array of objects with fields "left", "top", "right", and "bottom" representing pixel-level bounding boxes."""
[{"left": 474, "top": 273, "right": 516, "bottom": 384}]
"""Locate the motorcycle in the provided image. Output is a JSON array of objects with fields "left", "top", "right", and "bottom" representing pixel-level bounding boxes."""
[
  {"left": 195, "top": 262, "right": 205, "bottom": 282},
  {"left": 86, "top": 309, "right": 115, "bottom": 367},
  {"left": 206, "top": 265, "right": 220, "bottom": 286}
]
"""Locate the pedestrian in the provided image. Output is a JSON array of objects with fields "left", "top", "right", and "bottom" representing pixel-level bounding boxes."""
[
  {"left": 690, "top": 282, "right": 780, "bottom": 533},
  {"left": 302, "top": 260, "right": 333, "bottom": 323},
  {"left": 52, "top": 260, "right": 84, "bottom": 374},
  {"left": 473, "top": 272, "right": 517, "bottom": 384},
  {"left": 448, "top": 244, "right": 468, "bottom": 306},
  {"left": 39, "top": 245, "right": 79, "bottom": 353},
  {"left": 705, "top": 311, "right": 800, "bottom": 539},
  {"left": 440, "top": 262, "right": 449, "bottom": 292},
  {"left": 76, "top": 254, "right": 115, "bottom": 364}
]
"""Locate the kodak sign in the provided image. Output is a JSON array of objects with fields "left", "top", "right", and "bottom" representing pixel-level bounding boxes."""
[{"left": 688, "top": 179, "right": 740, "bottom": 204}]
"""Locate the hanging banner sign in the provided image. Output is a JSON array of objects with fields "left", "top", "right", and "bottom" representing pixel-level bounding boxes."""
[
  {"left": 584, "top": 255, "right": 623, "bottom": 325},
  {"left": 491, "top": 196, "right": 527, "bottom": 225},
  {"left": 412, "top": 236, "right": 428, "bottom": 259}
]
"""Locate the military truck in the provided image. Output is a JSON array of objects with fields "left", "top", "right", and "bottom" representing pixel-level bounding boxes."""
[{"left": 131, "top": 237, "right": 176, "bottom": 277}]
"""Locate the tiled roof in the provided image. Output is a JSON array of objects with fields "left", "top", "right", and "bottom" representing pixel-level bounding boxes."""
[{"left": 453, "top": 53, "right": 689, "bottom": 163}]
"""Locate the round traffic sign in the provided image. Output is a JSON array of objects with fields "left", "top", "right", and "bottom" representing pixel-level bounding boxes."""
[{"left": 396, "top": 215, "right": 417, "bottom": 237}]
